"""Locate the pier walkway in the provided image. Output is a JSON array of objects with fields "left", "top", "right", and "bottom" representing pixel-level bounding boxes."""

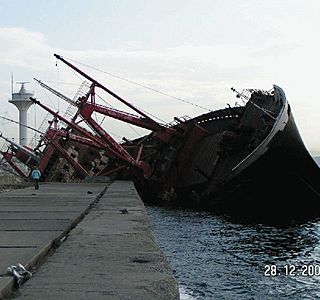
[{"left": 0, "top": 181, "right": 179, "bottom": 299}]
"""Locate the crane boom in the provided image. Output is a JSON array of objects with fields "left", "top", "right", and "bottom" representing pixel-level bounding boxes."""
[{"left": 34, "top": 78, "right": 76, "bottom": 106}]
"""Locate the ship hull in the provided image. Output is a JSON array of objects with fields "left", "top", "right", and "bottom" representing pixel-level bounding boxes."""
[
  {"left": 200, "top": 113, "right": 320, "bottom": 223},
  {"left": 136, "top": 86, "right": 320, "bottom": 223}
]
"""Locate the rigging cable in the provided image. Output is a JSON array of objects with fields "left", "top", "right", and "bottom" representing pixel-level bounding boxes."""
[
  {"left": 0, "top": 115, "right": 44, "bottom": 135},
  {"left": 64, "top": 56, "right": 213, "bottom": 113}
]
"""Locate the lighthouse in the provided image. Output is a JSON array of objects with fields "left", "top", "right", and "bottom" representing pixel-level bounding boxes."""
[{"left": 9, "top": 82, "right": 33, "bottom": 146}]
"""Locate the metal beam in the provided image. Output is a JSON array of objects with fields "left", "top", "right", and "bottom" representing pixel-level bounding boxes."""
[
  {"left": 34, "top": 78, "right": 76, "bottom": 106},
  {"left": 54, "top": 54, "right": 163, "bottom": 130},
  {"left": 82, "top": 102, "right": 164, "bottom": 132},
  {"left": 51, "top": 139, "right": 89, "bottom": 178},
  {"left": 30, "top": 97, "right": 135, "bottom": 164},
  {"left": 81, "top": 111, "right": 141, "bottom": 169},
  {"left": 0, "top": 151, "right": 27, "bottom": 178}
]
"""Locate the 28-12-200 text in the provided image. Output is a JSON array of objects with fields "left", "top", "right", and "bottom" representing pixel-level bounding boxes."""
[{"left": 264, "top": 264, "right": 320, "bottom": 276}]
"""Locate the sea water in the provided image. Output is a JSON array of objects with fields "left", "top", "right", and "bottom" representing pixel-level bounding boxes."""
[{"left": 146, "top": 205, "right": 320, "bottom": 299}]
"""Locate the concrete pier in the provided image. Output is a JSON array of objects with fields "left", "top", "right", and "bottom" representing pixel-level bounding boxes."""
[{"left": 0, "top": 181, "right": 179, "bottom": 299}]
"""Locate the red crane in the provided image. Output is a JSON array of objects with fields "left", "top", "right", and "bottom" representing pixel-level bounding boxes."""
[{"left": 30, "top": 54, "right": 180, "bottom": 178}]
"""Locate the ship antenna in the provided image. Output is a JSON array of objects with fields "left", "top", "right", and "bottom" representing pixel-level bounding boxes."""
[
  {"left": 231, "top": 87, "right": 248, "bottom": 104},
  {"left": 11, "top": 73, "right": 13, "bottom": 95}
]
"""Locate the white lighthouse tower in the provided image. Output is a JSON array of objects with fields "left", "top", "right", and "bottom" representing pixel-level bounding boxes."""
[{"left": 9, "top": 82, "right": 33, "bottom": 146}]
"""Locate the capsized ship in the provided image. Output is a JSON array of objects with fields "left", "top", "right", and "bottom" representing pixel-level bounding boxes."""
[
  {"left": 134, "top": 85, "right": 320, "bottom": 222},
  {"left": 1, "top": 54, "right": 320, "bottom": 222}
]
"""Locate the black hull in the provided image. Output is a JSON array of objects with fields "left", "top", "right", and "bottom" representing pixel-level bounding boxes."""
[
  {"left": 136, "top": 86, "right": 320, "bottom": 223},
  {"left": 200, "top": 112, "right": 320, "bottom": 223}
]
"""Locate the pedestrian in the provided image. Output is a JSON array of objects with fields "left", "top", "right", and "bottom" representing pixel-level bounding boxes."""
[{"left": 31, "top": 167, "right": 41, "bottom": 190}]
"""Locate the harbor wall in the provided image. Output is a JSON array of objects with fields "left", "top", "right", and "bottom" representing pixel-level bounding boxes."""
[{"left": 0, "top": 181, "right": 179, "bottom": 299}]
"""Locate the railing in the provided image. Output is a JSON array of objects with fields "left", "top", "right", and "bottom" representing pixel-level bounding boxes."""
[{"left": 63, "top": 80, "right": 90, "bottom": 120}]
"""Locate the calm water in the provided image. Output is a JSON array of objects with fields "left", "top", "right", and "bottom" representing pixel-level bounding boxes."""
[{"left": 146, "top": 206, "right": 320, "bottom": 299}]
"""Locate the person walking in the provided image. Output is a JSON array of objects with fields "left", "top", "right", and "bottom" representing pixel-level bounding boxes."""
[{"left": 31, "top": 167, "right": 41, "bottom": 190}]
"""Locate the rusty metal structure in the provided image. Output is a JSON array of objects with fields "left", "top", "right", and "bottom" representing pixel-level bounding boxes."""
[{"left": 2, "top": 54, "right": 320, "bottom": 222}]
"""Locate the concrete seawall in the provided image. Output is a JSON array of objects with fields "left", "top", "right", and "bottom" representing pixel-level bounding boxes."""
[{"left": 0, "top": 181, "right": 179, "bottom": 299}]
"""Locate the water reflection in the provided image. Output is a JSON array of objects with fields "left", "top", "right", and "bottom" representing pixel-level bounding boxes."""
[{"left": 146, "top": 205, "right": 320, "bottom": 299}]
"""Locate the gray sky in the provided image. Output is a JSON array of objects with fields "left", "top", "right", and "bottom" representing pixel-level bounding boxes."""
[{"left": 0, "top": 0, "right": 319, "bottom": 155}]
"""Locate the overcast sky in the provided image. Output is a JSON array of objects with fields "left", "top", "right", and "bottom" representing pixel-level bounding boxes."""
[{"left": 0, "top": 0, "right": 319, "bottom": 155}]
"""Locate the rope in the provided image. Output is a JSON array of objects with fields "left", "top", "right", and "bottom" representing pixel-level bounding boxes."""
[
  {"left": 64, "top": 56, "right": 213, "bottom": 112},
  {"left": 0, "top": 115, "right": 44, "bottom": 134}
]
